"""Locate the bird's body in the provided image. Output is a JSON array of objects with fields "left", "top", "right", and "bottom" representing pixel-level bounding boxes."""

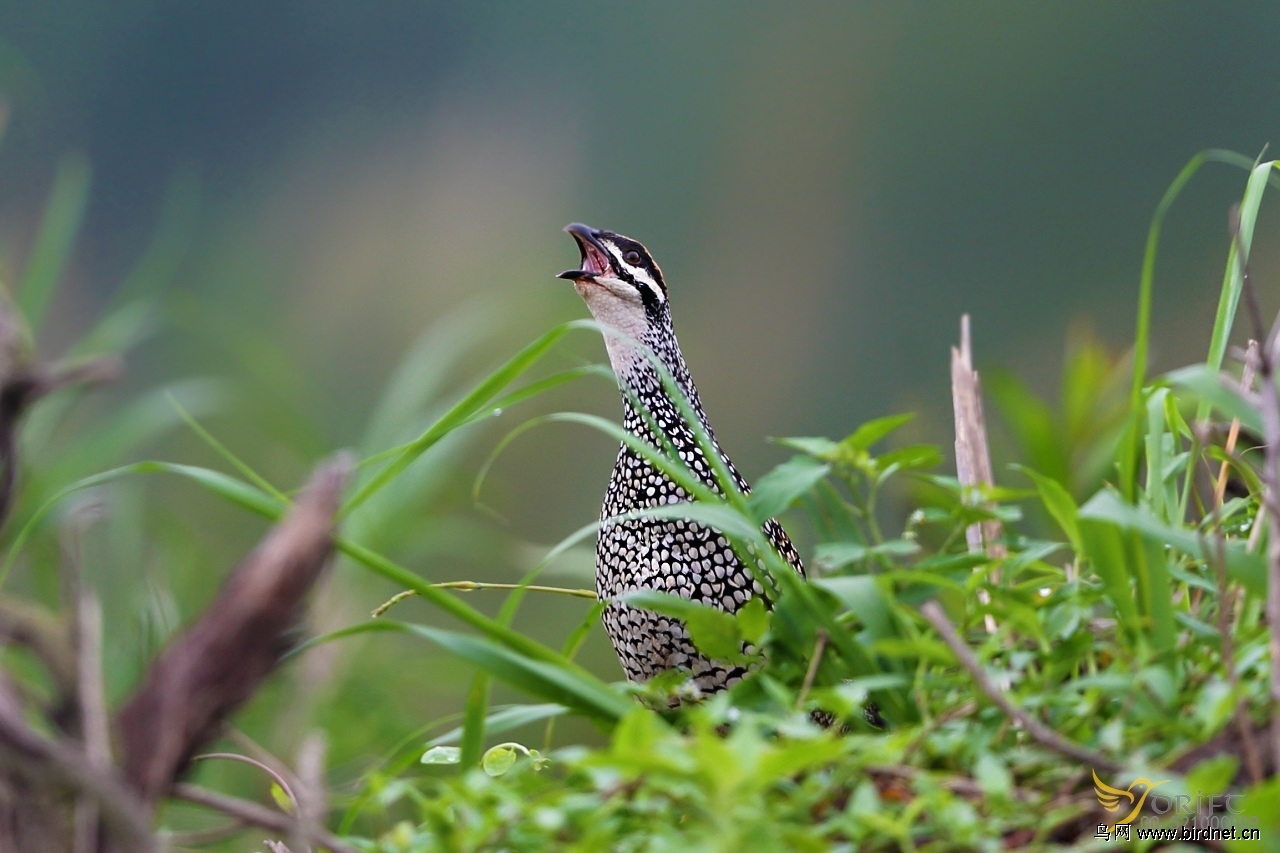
[{"left": 558, "top": 223, "right": 803, "bottom": 694}]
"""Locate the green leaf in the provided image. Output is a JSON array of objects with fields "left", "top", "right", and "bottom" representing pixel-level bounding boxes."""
[
  {"left": 772, "top": 436, "right": 840, "bottom": 459},
  {"left": 736, "top": 597, "right": 770, "bottom": 646},
  {"left": 1184, "top": 756, "right": 1239, "bottom": 797},
  {"left": 1163, "top": 364, "right": 1263, "bottom": 435},
  {"left": 756, "top": 736, "right": 846, "bottom": 782},
  {"left": 482, "top": 744, "right": 518, "bottom": 777},
  {"left": 973, "top": 753, "right": 1013, "bottom": 799},
  {"left": 875, "top": 444, "right": 943, "bottom": 479},
  {"left": 344, "top": 320, "right": 588, "bottom": 515},
  {"left": 421, "top": 746, "right": 462, "bottom": 765},
  {"left": 621, "top": 590, "right": 744, "bottom": 660},
  {"left": 1008, "top": 466, "right": 1080, "bottom": 550},
  {"left": 748, "top": 456, "right": 830, "bottom": 523},
  {"left": 1205, "top": 159, "right": 1277, "bottom": 376},
  {"left": 269, "top": 782, "right": 293, "bottom": 814},
  {"left": 811, "top": 576, "right": 895, "bottom": 642},
  {"left": 814, "top": 539, "right": 919, "bottom": 572},
  {"left": 425, "top": 704, "right": 568, "bottom": 748},
  {"left": 839, "top": 414, "right": 915, "bottom": 455}
]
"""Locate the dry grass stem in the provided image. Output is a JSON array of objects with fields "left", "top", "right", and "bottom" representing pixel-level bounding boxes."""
[{"left": 951, "top": 315, "right": 1004, "bottom": 634}]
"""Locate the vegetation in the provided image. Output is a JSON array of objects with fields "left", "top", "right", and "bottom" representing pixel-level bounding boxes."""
[{"left": 0, "top": 150, "right": 1277, "bottom": 851}]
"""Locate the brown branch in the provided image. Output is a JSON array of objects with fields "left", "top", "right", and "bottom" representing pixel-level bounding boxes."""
[
  {"left": 0, "top": 353, "right": 122, "bottom": 531},
  {"left": 117, "top": 453, "right": 351, "bottom": 806},
  {"left": 921, "top": 600, "right": 1121, "bottom": 774},
  {"left": 293, "top": 733, "right": 326, "bottom": 853},
  {"left": 0, "top": 678, "right": 155, "bottom": 851},
  {"left": 171, "top": 784, "right": 358, "bottom": 853}
]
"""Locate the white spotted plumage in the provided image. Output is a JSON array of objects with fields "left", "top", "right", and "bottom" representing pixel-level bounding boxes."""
[{"left": 559, "top": 223, "right": 805, "bottom": 694}]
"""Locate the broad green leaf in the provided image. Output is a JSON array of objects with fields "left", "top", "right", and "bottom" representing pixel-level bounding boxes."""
[
  {"left": 811, "top": 576, "right": 894, "bottom": 642},
  {"left": 736, "top": 597, "right": 770, "bottom": 645},
  {"left": 621, "top": 590, "right": 744, "bottom": 661},
  {"left": 756, "top": 736, "right": 845, "bottom": 782},
  {"left": 814, "top": 539, "right": 919, "bottom": 572},
  {"left": 839, "top": 413, "right": 915, "bottom": 455},
  {"left": 748, "top": 456, "right": 830, "bottom": 523},
  {"left": 772, "top": 436, "right": 840, "bottom": 459},
  {"left": 973, "top": 753, "right": 1013, "bottom": 799}
]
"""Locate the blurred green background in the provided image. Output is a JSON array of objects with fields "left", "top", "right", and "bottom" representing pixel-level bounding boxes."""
[{"left": 0, "top": 0, "right": 1276, "bottom": 817}]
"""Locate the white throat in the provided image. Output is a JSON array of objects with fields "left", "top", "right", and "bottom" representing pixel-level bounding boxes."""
[{"left": 576, "top": 283, "right": 650, "bottom": 378}]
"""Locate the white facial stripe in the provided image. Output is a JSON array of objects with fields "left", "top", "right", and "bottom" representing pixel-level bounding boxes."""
[{"left": 604, "top": 243, "right": 666, "bottom": 303}]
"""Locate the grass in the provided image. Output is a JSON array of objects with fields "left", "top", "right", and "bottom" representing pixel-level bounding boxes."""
[{"left": 0, "top": 150, "right": 1277, "bottom": 850}]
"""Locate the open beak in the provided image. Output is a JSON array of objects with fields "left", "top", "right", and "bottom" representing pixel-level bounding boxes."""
[{"left": 557, "top": 223, "right": 613, "bottom": 282}]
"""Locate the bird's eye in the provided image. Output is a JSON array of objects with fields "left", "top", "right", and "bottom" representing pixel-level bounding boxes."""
[{"left": 624, "top": 250, "right": 641, "bottom": 264}]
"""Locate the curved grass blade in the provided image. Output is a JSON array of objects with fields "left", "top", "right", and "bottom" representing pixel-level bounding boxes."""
[
  {"left": 343, "top": 320, "right": 599, "bottom": 515},
  {"left": 303, "top": 621, "right": 630, "bottom": 724},
  {"left": 20, "top": 154, "right": 91, "bottom": 335}
]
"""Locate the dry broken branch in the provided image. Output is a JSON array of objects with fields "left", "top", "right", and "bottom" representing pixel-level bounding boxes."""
[
  {"left": 951, "top": 315, "right": 1005, "bottom": 635},
  {"left": 117, "top": 453, "right": 352, "bottom": 806}
]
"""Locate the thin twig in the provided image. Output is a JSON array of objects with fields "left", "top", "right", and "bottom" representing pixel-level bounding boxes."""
[
  {"left": 171, "top": 784, "right": 358, "bottom": 853},
  {"left": 293, "top": 734, "right": 326, "bottom": 853},
  {"left": 1206, "top": 531, "right": 1264, "bottom": 784},
  {"left": 921, "top": 600, "right": 1121, "bottom": 774},
  {"left": 795, "top": 629, "right": 829, "bottom": 711},
  {"left": 1215, "top": 342, "right": 1258, "bottom": 506},
  {"left": 191, "top": 753, "right": 300, "bottom": 815},
  {"left": 74, "top": 593, "right": 113, "bottom": 852},
  {"left": 868, "top": 763, "right": 1034, "bottom": 802}
]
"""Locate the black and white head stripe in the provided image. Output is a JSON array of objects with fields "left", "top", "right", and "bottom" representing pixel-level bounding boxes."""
[
  {"left": 560, "top": 223, "right": 668, "bottom": 305},
  {"left": 599, "top": 232, "right": 668, "bottom": 303}
]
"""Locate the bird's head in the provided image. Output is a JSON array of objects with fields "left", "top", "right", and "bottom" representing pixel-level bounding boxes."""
[
  {"left": 559, "top": 223, "right": 667, "bottom": 309},
  {"left": 558, "top": 223, "right": 671, "bottom": 373}
]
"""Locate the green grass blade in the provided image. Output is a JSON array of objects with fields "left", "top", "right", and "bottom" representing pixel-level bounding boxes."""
[
  {"left": 1122, "top": 149, "right": 1276, "bottom": 496},
  {"left": 20, "top": 153, "right": 91, "bottom": 335},
  {"left": 1204, "top": 159, "right": 1278, "bottom": 377},
  {"left": 343, "top": 320, "right": 596, "bottom": 515},
  {"left": 304, "top": 621, "right": 630, "bottom": 724},
  {"left": 166, "top": 392, "right": 290, "bottom": 504},
  {"left": 1, "top": 460, "right": 285, "bottom": 590}
]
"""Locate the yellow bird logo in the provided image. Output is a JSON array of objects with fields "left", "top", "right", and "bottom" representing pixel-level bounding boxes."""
[{"left": 1092, "top": 769, "right": 1168, "bottom": 827}]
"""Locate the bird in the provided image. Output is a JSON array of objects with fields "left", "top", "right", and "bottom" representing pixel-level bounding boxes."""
[
  {"left": 557, "top": 222, "right": 805, "bottom": 695},
  {"left": 1092, "top": 769, "right": 1168, "bottom": 828}
]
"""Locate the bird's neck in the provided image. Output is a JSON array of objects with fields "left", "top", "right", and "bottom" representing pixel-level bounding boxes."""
[{"left": 613, "top": 315, "right": 710, "bottom": 434}]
